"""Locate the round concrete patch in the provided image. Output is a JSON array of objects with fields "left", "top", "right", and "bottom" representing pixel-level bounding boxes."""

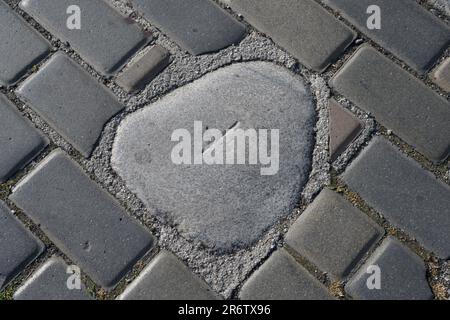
[{"left": 112, "top": 61, "right": 315, "bottom": 252}]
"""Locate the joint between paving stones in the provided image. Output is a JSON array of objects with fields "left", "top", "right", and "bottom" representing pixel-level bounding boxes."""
[
  {"left": 283, "top": 243, "right": 345, "bottom": 299},
  {"left": 313, "top": 0, "right": 450, "bottom": 96},
  {"left": 329, "top": 169, "right": 445, "bottom": 299},
  {"left": 0, "top": 10, "right": 328, "bottom": 298},
  {"left": 329, "top": 100, "right": 450, "bottom": 185}
]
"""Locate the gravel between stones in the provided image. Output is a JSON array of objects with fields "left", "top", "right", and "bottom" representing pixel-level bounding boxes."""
[{"left": 79, "top": 0, "right": 331, "bottom": 297}]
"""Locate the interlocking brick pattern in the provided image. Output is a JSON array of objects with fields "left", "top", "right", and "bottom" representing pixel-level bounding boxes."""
[
  {"left": 331, "top": 45, "right": 450, "bottom": 163},
  {"left": 10, "top": 150, "right": 154, "bottom": 289},
  {"left": 342, "top": 137, "right": 450, "bottom": 259},
  {"left": 0, "top": 0, "right": 449, "bottom": 301},
  {"left": 324, "top": 0, "right": 450, "bottom": 74},
  {"left": 21, "top": 0, "right": 150, "bottom": 76}
]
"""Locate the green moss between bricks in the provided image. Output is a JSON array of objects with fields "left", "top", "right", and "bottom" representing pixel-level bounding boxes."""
[{"left": 0, "top": 286, "right": 15, "bottom": 300}]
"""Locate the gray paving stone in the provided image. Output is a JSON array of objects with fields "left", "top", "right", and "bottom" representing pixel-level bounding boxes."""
[
  {"left": 132, "top": 0, "right": 246, "bottom": 55},
  {"left": 116, "top": 45, "right": 170, "bottom": 93},
  {"left": 225, "top": 0, "right": 356, "bottom": 72},
  {"left": 342, "top": 137, "right": 450, "bottom": 259},
  {"left": 0, "top": 201, "right": 44, "bottom": 290},
  {"left": 346, "top": 237, "right": 433, "bottom": 300},
  {"left": 239, "top": 249, "right": 333, "bottom": 300},
  {"left": 330, "top": 46, "right": 450, "bottom": 163},
  {"left": 0, "top": 94, "right": 48, "bottom": 183},
  {"left": 16, "top": 53, "right": 124, "bottom": 158},
  {"left": 9, "top": 150, "right": 155, "bottom": 289},
  {"left": 20, "top": 0, "right": 150, "bottom": 76},
  {"left": 286, "top": 189, "right": 384, "bottom": 280},
  {"left": 119, "top": 250, "right": 220, "bottom": 300},
  {"left": 431, "top": 57, "right": 450, "bottom": 92},
  {"left": 14, "top": 257, "right": 92, "bottom": 300},
  {"left": 324, "top": 0, "right": 450, "bottom": 74},
  {"left": 329, "top": 99, "right": 363, "bottom": 161},
  {"left": 0, "top": 1, "right": 50, "bottom": 86},
  {"left": 112, "top": 62, "right": 315, "bottom": 252}
]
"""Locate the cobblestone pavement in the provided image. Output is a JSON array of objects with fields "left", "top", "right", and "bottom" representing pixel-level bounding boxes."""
[{"left": 0, "top": 0, "right": 450, "bottom": 300}]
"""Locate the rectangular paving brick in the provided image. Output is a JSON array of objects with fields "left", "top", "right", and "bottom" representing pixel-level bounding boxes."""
[
  {"left": 330, "top": 46, "right": 450, "bottom": 163},
  {"left": 0, "top": 1, "right": 50, "bottom": 86},
  {"left": 10, "top": 150, "right": 155, "bottom": 289},
  {"left": 118, "top": 251, "right": 220, "bottom": 300},
  {"left": 324, "top": 0, "right": 450, "bottom": 74},
  {"left": 16, "top": 53, "right": 124, "bottom": 158},
  {"left": 329, "top": 99, "right": 363, "bottom": 161},
  {"left": 342, "top": 137, "right": 450, "bottom": 259},
  {"left": 239, "top": 249, "right": 334, "bottom": 300},
  {"left": 132, "top": 0, "right": 246, "bottom": 55},
  {"left": 286, "top": 189, "right": 384, "bottom": 280},
  {"left": 116, "top": 45, "right": 170, "bottom": 93},
  {"left": 20, "top": 0, "right": 150, "bottom": 76},
  {"left": 226, "top": 0, "right": 356, "bottom": 72},
  {"left": 14, "top": 256, "right": 93, "bottom": 300},
  {"left": 0, "top": 201, "right": 44, "bottom": 289},
  {"left": 346, "top": 237, "right": 433, "bottom": 300},
  {"left": 0, "top": 94, "right": 48, "bottom": 183},
  {"left": 431, "top": 57, "right": 450, "bottom": 92}
]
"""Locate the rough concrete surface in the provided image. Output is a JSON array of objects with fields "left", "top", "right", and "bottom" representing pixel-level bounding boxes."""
[{"left": 112, "top": 61, "right": 316, "bottom": 252}]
